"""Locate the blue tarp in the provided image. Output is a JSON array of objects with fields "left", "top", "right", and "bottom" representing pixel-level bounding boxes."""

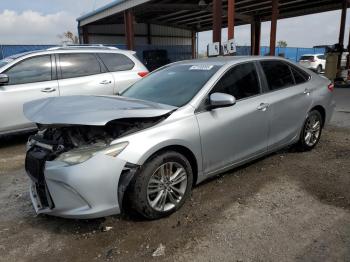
[
  {"left": 260, "top": 47, "right": 326, "bottom": 62},
  {"left": 0, "top": 45, "right": 55, "bottom": 59}
]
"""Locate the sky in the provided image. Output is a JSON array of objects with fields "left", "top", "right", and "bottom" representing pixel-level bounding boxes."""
[{"left": 0, "top": 0, "right": 349, "bottom": 51}]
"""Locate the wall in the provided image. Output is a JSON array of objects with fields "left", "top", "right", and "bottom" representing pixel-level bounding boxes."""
[{"left": 86, "top": 23, "right": 192, "bottom": 46}]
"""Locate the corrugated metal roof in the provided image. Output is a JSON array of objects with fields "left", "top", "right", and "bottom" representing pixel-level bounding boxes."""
[
  {"left": 77, "top": 0, "right": 344, "bottom": 31},
  {"left": 77, "top": 0, "right": 152, "bottom": 26},
  {"left": 77, "top": 0, "right": 124, "bottom": 22}
]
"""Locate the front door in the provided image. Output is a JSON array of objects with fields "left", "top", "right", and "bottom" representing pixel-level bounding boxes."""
[
  {"left": 196, "top": 62, "right": 269, "bottom": 175},
  {"left": 0, "top": 55, "right": 58, "bottom": 133}
]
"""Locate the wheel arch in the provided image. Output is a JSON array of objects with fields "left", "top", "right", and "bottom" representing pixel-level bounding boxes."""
[
  {"left": 310, "top": 105, "right": 326, "bottom": 127},
  {"left": 142, "top": 144, "right": 199, "bottom": 187}
]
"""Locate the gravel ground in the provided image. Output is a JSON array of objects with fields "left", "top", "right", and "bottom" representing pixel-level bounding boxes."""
[{"left": 0, "top": 89, "right": 349, "bottom": 262}]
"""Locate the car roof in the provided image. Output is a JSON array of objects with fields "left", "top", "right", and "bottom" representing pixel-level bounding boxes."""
[
  {"left": 301, "top": 54, "right": 322, "bottom": 56},
  {"left": 4, "top": 46, "right": 135, "bottom": 60},
  {"left": 173, "top": 56, "right": 292, "bottom": 66}
]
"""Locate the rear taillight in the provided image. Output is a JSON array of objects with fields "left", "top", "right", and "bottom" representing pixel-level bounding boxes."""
[
  {"left": 138, "top": 71, "right": 149, "bottom": 77},
  {"left": 310, "top": 59, "right": 316, "bottom": 62},
  {"left": 327, "top": 83, "right": 334, "bottom": 92}
]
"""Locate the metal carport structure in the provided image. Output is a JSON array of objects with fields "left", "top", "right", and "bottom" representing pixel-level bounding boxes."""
[{"left": 77, "top": 0, "right": 350, "bottom": 66}]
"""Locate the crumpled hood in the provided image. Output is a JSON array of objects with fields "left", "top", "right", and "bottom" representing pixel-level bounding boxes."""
[{"left": 23, "top": 95, "right": 177, "bottom": 126}]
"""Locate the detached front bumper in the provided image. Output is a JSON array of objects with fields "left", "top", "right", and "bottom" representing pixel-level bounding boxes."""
[{"left": 27, "top": 152, "right": 133, "bottom": 219}]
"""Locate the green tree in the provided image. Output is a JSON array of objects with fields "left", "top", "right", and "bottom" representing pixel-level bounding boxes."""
[{"left": 58, "top": 31, "right": 79, "bottom": 44}]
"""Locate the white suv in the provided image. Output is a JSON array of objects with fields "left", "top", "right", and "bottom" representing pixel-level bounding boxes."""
[
  {"left": 0, "top": 46, "right": 148, "bottom": 135},
  {"left": 299, "top": 54, "right": 326, "bottom": 74}
]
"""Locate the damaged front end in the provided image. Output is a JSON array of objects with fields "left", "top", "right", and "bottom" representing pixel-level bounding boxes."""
[
  {"left": 25, "top": 116, "right": 168, "bottom": 218},
  {"left": 23, "top": 95, "right": 177, "bottom": 218}
]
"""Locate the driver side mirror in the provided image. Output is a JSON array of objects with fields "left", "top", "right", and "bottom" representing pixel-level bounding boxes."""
[
  {"left": 0, "top": 74, "right": 9, "bottom": 85},
  {"left": 209, "top": 92, "right": 236, "bottom": 109}
]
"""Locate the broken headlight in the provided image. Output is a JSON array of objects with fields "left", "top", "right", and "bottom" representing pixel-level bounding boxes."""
[{"left": 56, "top": 142, "right": 129, "bottom": 165}]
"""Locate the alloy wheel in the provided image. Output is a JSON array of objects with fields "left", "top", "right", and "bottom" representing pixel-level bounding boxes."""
[
  {"left": 147, "top": 162, "right": 188, "bottom": 212},
  {"left": 304, "top": 114, "right": 321, "bottom": 147}
]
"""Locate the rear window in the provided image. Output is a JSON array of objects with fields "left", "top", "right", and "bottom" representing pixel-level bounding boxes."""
[
  {"left": 97, "top": 53, "right": 135, "bottom": 72},
  {"left": 260, "top": 61, "right": 294, "bottom": 90},
  {"left": 300, "top": 55, "right": 314, "bottom": 61},
  {"left": 290, "top": 64, "right": 310, "bottom": 84}
]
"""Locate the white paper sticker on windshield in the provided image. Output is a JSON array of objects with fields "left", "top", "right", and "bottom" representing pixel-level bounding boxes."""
[{"left": 189, "top": 65, "right": 214, "bottom": 71}]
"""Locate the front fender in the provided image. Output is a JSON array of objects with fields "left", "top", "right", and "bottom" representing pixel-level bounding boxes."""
[{"left": 116, "top": 114, "right": 203, "bottom": 174}]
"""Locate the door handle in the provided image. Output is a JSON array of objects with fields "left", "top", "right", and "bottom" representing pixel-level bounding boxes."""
[
  {"left": 257, "top": 103, "right": 270, "bottom": 111},
  {"left": 41, "top": 87, "right": 56, "bottom": 93},
  {"left": 100, "top": 80, "right": 112, "bottom": 85},
  {"left": 303, "top": 88, "right": 310, "bottom": 95}
]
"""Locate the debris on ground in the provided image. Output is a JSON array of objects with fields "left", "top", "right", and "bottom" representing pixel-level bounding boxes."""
[
  {"left": 101, "top": 226, "right": 113, "bottom": 232},
  {"left": 152, "top": 244, "right": 166, "bottom": 257}
]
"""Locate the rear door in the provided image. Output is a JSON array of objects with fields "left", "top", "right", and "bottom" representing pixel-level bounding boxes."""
[
  {"left": 57, "top": 53, "right": 114, "bottom": 96},
  {"left": 97, "top": 53, "right": 142, "bottom": 94},
  {"left": 0, "top": 54, "right": 59, "bottom": 133},
  {"left": 258, "top": 60, "right": 312, "bottom": 150}
]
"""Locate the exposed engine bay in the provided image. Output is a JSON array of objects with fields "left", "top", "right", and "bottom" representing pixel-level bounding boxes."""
[{"left": 28, "top": 116, "right": 167, "bottom": 157}]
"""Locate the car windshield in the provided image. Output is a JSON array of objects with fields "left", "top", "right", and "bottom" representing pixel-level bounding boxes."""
[{"left": 122, "top": 64, "right": 221, "bottom": 107}]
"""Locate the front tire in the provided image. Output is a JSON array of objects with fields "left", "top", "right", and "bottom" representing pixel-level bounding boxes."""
[
  {"left": 297, "top": 110, "right": 323, "bottom": 151},
  {"left": 127, "top": 151, "right": 193, "bottom": 219}
]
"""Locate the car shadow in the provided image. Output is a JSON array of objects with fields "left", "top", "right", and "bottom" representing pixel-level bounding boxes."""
[{"left": 0, "top": 131, "right": 34, "bottom": 149}]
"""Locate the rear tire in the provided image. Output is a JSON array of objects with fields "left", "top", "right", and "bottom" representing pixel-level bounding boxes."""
[
  {"left": 127, "top": 151, "right": 193, "bottom": 220},
  {"left": 297, "top": 110, "right": 323, "bottom": 151},
  {"left": 316, "top": 65, "right": 322, "bottom": 74}
]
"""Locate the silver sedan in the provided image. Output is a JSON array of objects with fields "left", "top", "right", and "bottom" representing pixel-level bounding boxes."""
[{"left": 24, "top": 56, "right": 335, "bottom": 219}]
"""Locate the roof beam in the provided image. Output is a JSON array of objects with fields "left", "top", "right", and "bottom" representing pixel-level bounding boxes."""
[{"left": 156, "top": 5, "right": 252, "bottom": 27}]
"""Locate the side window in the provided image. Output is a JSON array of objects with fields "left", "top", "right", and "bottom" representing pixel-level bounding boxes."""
[
  {"left": 5, "top": 55, "right": 52, "bottom": 85},
  {"left": 317, "top": 55, "right": 325, "bottom": 60},
  {"left": 289, "top": 64, "right": 310, "bottom": 85},
  {"left": 260, "top": 61, "right": 294, "bottom": 90},
  {"left": 59, "top": 53, "right": 102, "bottom": 79},
  {"left": 212, "top": 62, "right": 260, "bottom": 100},
  {"left": 97, "top": 53, "right": 135, "bottom": 71}
]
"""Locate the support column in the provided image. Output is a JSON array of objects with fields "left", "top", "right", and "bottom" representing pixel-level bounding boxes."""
[
  {"left": 147, "top": 23, "right": 152, "bottom": 45},
  {"left": 192, "top": 31, "right": 197, "bottom": 59},
  {"left": 124, "top": 9, "right": 135, "bottom": 50},
  {"left": 227, "top": 0, "right": 235, "bottom": 40},
  {"left": 82, "top": 26, "right": 89, "bottom": 44},
  {"left": 212, "top": 0, "right": 222, "bottom": 44},
  {"left": 339, "top": 0, "right": 347, "bottom": 47},
  {"left": 347, "top": 27, "right": 350, "bottom": 70},
  {"left": 269, "top": 0, "right": 279, "bottom": 56},
  {"left": 251, "top": 17, "right": 261, "bottom": 55},
  {"left": 338, "top": 0, "right": 348, "bottom": 73}
]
